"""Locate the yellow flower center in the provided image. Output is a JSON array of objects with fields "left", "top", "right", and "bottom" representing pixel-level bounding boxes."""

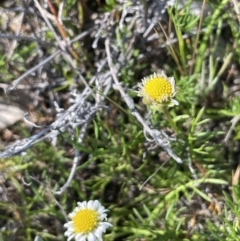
[
  {"left": 72, "top": 209, "right": 98, "bottom": 234},
  {"left": 144, "top": 76, "right": 172, "bottom": 102}
]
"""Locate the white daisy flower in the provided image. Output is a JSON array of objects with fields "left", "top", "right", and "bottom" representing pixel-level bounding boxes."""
[
  {"left": 64, "top": 200, "right": 112, "bottom": 241},
  {"left": 137, "top": 71, "right": 178, "bottom": 109}
]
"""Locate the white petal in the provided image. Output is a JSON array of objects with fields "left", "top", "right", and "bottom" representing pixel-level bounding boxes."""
[
  {"left": 169, "top": 77, "right": 175, "bottom": 86},
  {"left": 78, "top": 201, "right": 87, "bottom": 208},
  {"left": 87, "top": 232, "right": 96, "bottom": 241},
  {"left": 75, "top": 233, "right": 86, "bottom": 241},
  {"left": 94, "top": 227, "right": 104, "bottom": 237},
  {"left": 87, "top": 200, "right": 94, "bottom": 209},
  {"left": 98, "top": 206, "right": 105, "bottom": 212},
  {"left": 67, "top": 233, "right": 76, "bottom": 241},
  {"left": 99, "top": 214, "right": 107, "bottom": 221},
  {"left": 172, "top": 99, "right": 179, "bottom": 105},
  {"left": 64, "top": 221, "right": 74, "bottom": 228},
  {"left": 95, "top": 222, "right": 112, "bottom": 234},
  {"left": 64, "top": 231, "right": 71, "bottom": 236},
  {"left": 93, "top": 200, "right": 100, "bottom": 210}
]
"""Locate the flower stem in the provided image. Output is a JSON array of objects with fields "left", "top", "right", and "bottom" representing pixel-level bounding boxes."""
[{"left": 161, "top": 106, "right": 179, "bottom": 134}]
